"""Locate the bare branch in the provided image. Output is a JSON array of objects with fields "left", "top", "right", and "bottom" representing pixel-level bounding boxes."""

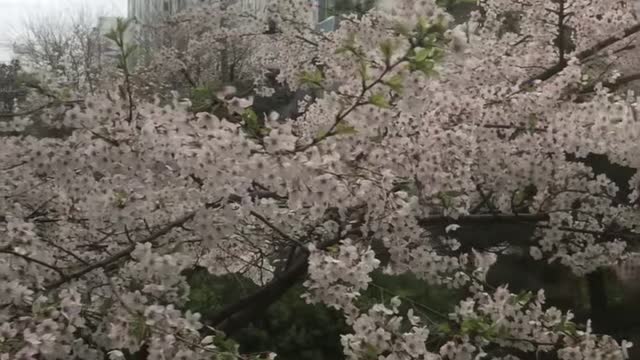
[
  {"left": 0, "top": 248, "right": 66, "bottom": 277},
  {"left": 249, "top": 211, "right": 310, "bottom": 253}
]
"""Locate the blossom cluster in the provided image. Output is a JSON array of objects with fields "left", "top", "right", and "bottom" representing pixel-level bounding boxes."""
[
  {"left": 1, "top": 0, "right": 640, "bottom": 359},
  {"left": 341, "top": 298, "right": 435, "bottom": 360},
  {"left": 303, "top": 239, "right": 380, "bottom": 311},
  {"left": 448, "top": 287, "right": 631, "bottom": 360}
]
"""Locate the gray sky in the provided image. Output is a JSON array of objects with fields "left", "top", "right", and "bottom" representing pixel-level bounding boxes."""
[{"left": 0, "top": 0, "right": 127, "bottom": 62}]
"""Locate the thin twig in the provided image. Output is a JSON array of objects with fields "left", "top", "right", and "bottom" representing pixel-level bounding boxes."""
[{"left": 249, "top": 211, "right": 309, "bottom": 253}]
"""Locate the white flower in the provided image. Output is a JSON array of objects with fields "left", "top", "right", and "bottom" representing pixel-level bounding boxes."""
[
  {"left": 445, "top": 224, "right": 461, "bottom": 233},
  {"left": 215, "top": 85, "right": 237, "bottom": 100},
  {"left": 177, "top": 98, "right": 192, "bottom": 109},
  {"left": 622, "top": 340, "right": 633, "bottom": 359},
  {"left": 390, "top": 296, "right": 402, "bottom": 309},
  {"left": 227, "top": 96, "right": 254, "bottom": 114},
  {"left": 201, "top": 335, "right": 215, "bottom": 346},
  {"left": 108, "top": 350, "right": 125, "bottom": 360},
  {"left": 530, "top": 246, "right": 543, "bottom": 260},
  {"left": 268, "top": 111, "right": 280, "bottom": 122}
]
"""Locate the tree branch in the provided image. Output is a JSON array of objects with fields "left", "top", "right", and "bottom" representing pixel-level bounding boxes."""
[
  {"left": 249, "top": 211, "right": 310, "bottom": 253},
  {"left": 0, "top": 100, "right": 80, "bottom": 119},
  {"left": 523, "top": 22, "right": 640, "bottom": 86},
  {"left": 0, "top": 248, "right": 66, "bottom": 277},
  {"left": 418, "top": 213, "right": 550, "bottom": 227},
  {"left": 205, "top": 233, "right": 341, "bottom": 336},
  {"left": 579, "top": 72, "right": 640, "bottom": 94},
  {"left": 43, "top": 212, "right": 195, "bottom": 290}
]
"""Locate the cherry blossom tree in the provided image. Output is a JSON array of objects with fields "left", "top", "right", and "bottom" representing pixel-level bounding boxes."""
[
  {"left": 2, "top": 0, "right": 640, "bottom": 359},
  {"left": 130, "top": 0, "right": 277, "bottom": 103}
]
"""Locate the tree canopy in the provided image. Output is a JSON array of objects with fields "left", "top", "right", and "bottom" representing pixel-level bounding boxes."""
[{"left": 2, "top": 0, "right": 640, "bottom": 359}]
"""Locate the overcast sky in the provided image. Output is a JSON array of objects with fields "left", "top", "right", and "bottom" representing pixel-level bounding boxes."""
[{"left": 0, "top": 0, "right": 127, "bottom": 62}]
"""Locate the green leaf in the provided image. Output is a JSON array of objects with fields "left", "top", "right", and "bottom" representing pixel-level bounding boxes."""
[
  {"left": 483, "top": 324, "right": 499, "bottom": 340},
  {"left": 241, "top": 108, "right": 271, "bottom": 141},
  {"left": 327, "top": 245, "right": 340, "bottom": 253},
  {"left": 335, "top": 122, "right": 358, "bottom": 135},
  {"left": 368, "top": 93, "right": 390, "bottom": 108},
  {"left": 413, "top": 47, "right": 431, "bottom": 63},
  {"left": 130, "top": 316, "right": 148, "bottom": 341},
  {"left": 460, "top": 318, "right": 479, "bottom": 334},
  {"left": 408, "top": 45, "right": 442, "bottom": 76},
  {"left": 259, "top": 127, "right": 272, "bottom": 136},
  {"left": 213, "top": 336, "right": 239, "bottom": 353},
  {"left": 438, "top": 191, "right": 462, "bottom": 208},
  {"left": 104, "top": 30, "right": 119, "bottom": 43},
  {"left": 190, "top": 86, "right": 213, "bottom": 111},
  {"left": 385, "top": 74, "right": 404, "bottom": 94},
  {"left": 335, "top": 46, "right": 350, "bottom": 55},
  {"left": 315, "top": 130, "right": 328, "bottom": 141},
  {"left": 413, "top": 59, "right": 436, "bottom": 76},
  {"left": 335, "top": 34, "right": 361, "bottom": 57},
  {"left": 363, "top": 344, "right": 379, "bottom": 360},
  {"left": 515, "top": 291, "right": 533, "bottom": 305},
  {"left": 563, "top": 321, "right": 578, "bottom": 336},
  {"left": 358, "top": 61, "right": 369, "bottom": 81},
  {"left": 242, "top": 109, "right": 259, "bottom": 133},
  {"left": 345, "top": 32, "right": 356, "bottom": 46},
  {"left": 116, "top": 17, "right": 134, "bottom": 34},
  {"left": 438, "top": 322, "right": 452, "bottom": 335},
  {"left": 394, "top": 22, "right": 411, "bottom": 36},
  {"left": 379, "top": 40, "right": 394, "bottom": 63},
  {"left": 416, "top": 17, "right": 431, "bottom": 35},
  {"left": 299, "top": 70, "right": 324, "bottom": 88}
]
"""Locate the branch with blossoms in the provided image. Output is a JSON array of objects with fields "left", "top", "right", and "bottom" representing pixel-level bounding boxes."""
[
  {"left": 3, "top": 1, "right": 640, "bottom": 359},
  {"left": 0, "top": 99, "right": 83, "bottom": 120},
  {"left": 483, "top": 21, "right": 640, "bottom": 106},
  {"left": 34, "top": 212, "right": 194, "bottom": 290},
  {"left": 4, "top": 183, "right": 639, "bottom": 306},
  {"left": 292, "top": 55, "right": 410, "bottom": 153},
  {"left": 530, "top": 21, "right": 640, "bottom": 84},
  {"left": 579, "top": 72, "right": 640, "bottom": 94}
]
